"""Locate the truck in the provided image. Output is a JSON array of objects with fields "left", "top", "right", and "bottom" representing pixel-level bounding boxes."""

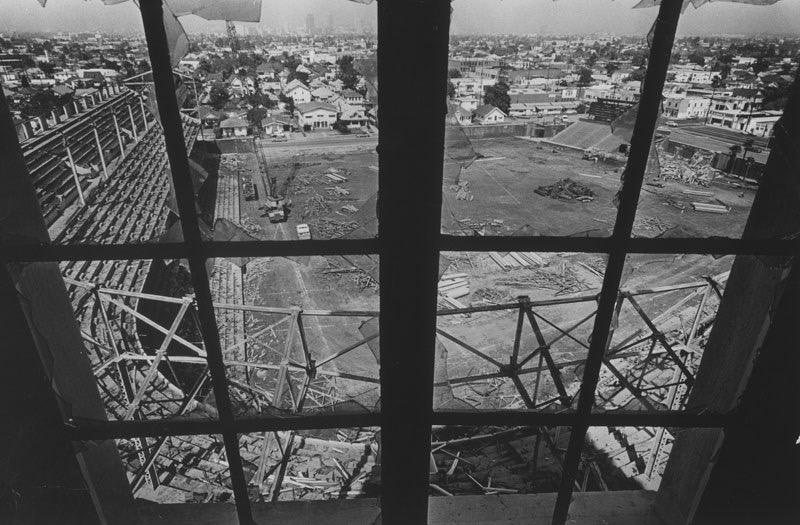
[{"left": 296, "top": 223, "right": 311, "bottom": 240}]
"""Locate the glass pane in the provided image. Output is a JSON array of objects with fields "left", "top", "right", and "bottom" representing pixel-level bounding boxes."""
[
  {"left": 428, "top": 426, "right": 568, "bottom": 521},
  {"left": 435, "top": 252, "right": 606, "bottom": 411},
  {"left": 443, "top": 1, "right": 663, "bottom": 236},
  {"left": 220, "top": 255, "right": 379, "bottom": 417},
  {"left": 594, "top": 253, "right": 733, "bottom": 412},
  {"left": 59, "top": 258, "right": 218, "bottom": 422},
  {"left": 6, "top": 1, "right": 196, "bottom": 245},
  {"left": 630, "top": 3, "right": 799, "bottom": 238},
  {"left": 191, "top": 0, "right": 379, "bottom": 241},
  {"left": 238, "top": 427, "right": 379, "bottom": 502}
]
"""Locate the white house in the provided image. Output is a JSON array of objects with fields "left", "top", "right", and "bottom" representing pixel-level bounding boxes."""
[
  {"left": 662, "top": 94, "right": 711, "bottom": 120},
  {"left": 340, "top": 88, "right": 364, "bottom": 106},
  {"left": 472, "top": 104, "right": 507, "bottom": 124},
  {"left": 219, "top": 117, "right": 249, "bottom": 137},
  {"left": 285, "top": 79, "right": 312, "bottom": 104},
  {"left": 295, "top": 101, "right": 338, "bottom": 130}
]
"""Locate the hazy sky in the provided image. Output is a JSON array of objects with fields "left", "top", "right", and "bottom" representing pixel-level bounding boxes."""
[{"left": 2, "top": 0, "right": 800, "bottom": 36}]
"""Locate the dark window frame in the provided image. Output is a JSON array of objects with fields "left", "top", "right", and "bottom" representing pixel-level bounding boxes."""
[{"left": 2, "top": 1, "right": 798, "bottom": 524}]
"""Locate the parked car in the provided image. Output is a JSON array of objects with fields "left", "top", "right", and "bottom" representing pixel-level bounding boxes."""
[
  {"left": 272, "top": 136, "right": 288, "bottom": 142},
  {"left": 356, "top": 133, "right": 370, "bottom": 138},
  {"left": 296, "top": 223, "right": 311, "bottom": 240}
]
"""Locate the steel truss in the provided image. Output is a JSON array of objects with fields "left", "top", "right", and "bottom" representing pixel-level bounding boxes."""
[{"left": 65, "top": 266, "right": 728, "bottom": 499}]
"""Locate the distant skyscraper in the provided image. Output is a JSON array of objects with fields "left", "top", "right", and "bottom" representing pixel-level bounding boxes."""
[
  {"left": 327, "top": 14, "right": 334, "bottom": 34},
  {"left": 306, "top": 14, "right": 315, "bottom": 35}
]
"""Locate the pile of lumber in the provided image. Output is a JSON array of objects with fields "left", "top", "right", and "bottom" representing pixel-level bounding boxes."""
[
  {"left": 488, "top": 251, "right": 543, "bottom": 270},
  {"left": 310, "top": 217, "right": 359, "bottom": 239},
  {"left": 473, "top": 287, "right": 506, "bottom": 304},
  {"left": 325, "top": 186, "right": 350, "bottom": 198},
  {"left": 534, "top": 178, "right": 595, "bottom": 202},
  {"left": 320, "top": 261, "right": 377, "bottom": 291},
  {"left": 691, "top": 201, "right": 729, "bottom": 214},
  {"left": 438, "top": 273, "right": 469, "bottom": 299},
  {"left": 302, "top": 194, "right": 330, "bottom": 218},
  {"left": 287, "top": 175, "right": 312, "bottom": 195},
  {"left": 634, "top": 215, "right": 671, "bottom": 234},
  {"left": 495, "top": 262, "right": 590, "bottom": 296},
  {"left": 322, "top": 168, "right": 348, "bottom": 184}
]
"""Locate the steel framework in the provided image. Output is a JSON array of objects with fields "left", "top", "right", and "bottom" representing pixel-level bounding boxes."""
[{"left": 66, "top": 264, "right": 728, "bottom": 501}]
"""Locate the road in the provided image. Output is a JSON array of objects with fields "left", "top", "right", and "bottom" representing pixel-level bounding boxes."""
[{"left": 257, "top": 135, "right": 378, "bottom": 151}]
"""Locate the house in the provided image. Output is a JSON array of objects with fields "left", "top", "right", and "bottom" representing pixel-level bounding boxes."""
[
  {"left": 285, "top": 79, "right": 312, "bottom": 104},
  {"left": 338, "top": 105, "right": 369, "bottom": 128},
  {"left": 447, "top": 103, "right": 472, "bottom": 126},
  {"left": 261, "top": 115, "right": 294, "bottom": 135},
  {"left": 295, "top": 101, "right": 338, "bottom": 130},
  {"left": 662, "top": 94, "right": 711, "bottom": 120},
  {"left": 472, "top": 104, "right": 507, "bottom": 124},
  {"left": 311, "top": 86, "right": 335, "bottom": 101},
  {"left": 341, "top": 88, "right": 364, "bottom": 106},
  {"left": 219, "top": 116, "right": 249, "bottom": 137}
]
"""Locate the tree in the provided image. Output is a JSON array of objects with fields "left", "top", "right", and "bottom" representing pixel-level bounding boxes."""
[
  {"left": 605, "top": 62, "right": 619, "bottom": 77},
  {"left": 585, "top": 54, "right": 597, "bottom": 67},
  {"left": 446, "top": 80, "right": 456, "bottom": 99},
  {"left": 577, "top": 67, "right": 593, "bottom": 86},
  {"left": 627, "top": 68, "right": 646, "bottom": 82},
  {"left": 751, "top": 58, "right": 770, "bottom": 75},
  {"left": 246, "top": 106, "right": 268, "bottom": 127},
  {"left": 278, "top": 93, "right": 295, "bottom": 114},
  {"left": 336, "top": 55, "right": 359, "bottom": 90},
  {"left": 687, "top": 52, "right": 706, "bottom": 67},
  {"left": 332, "top": 119, "right": 351, "bottom": 134},
  {"left": 37, "top": 61, "right": 55, "bottom": 76},
  {"left": 705, "top": 75, "right": 723, "bottom": 125},
  {"left": 209, "top": 85, "right": 230, "bottom": 110},
  {"left": 483, "top": 82, "right": 510, "bottom": 114},
  {"left": 448, "top": 68, "right": 462, "bottom": 79}
]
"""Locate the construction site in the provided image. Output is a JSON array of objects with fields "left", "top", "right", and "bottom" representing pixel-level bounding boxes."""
[{"left": 17, "top": 87, "right": 749, "bottom": 507}]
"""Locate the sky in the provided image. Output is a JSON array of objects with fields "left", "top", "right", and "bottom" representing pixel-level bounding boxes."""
[{"left": 1, "top": 0, "right": 800, "bottom": 36}]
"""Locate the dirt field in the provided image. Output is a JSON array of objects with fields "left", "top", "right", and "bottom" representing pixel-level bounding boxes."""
[
  {"left": 442, "top": 136, "right": 756, "bottom": 238},
  {"left": 239, "top": 146, "right": 379, "bottom": 242}
]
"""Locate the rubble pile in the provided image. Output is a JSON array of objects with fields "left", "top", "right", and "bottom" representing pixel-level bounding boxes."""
[
  {"left": 535, "top": 178, "right": 595, "bottom": 202},
  {"left": 473, "top": 287, "right": 507, "bottom": 304},
  {"left": 310, "top": 217, "right": 359, "bottom": 239},
  {"left": 239, "top": 431, "right": 379, "bottom": 501},
  {"left": 241, "top": 175, "right": 256, "bottom": 201},
  {"left": 429, "top": 426, "right": 573, "bottom": 496},
  {"left": 219, "top": 154, "right": 247, "bottom": 171},
  {"left": 450, "top": 181, "right": 474, "bottom": 201},
  {"left": 319, "top": 258, "right": 378, "bottom": 291},
  {"left": 658, "top": 151, "right": 716, "bottom": 185},
  {"left": 303, "top": 194, "right": 330, "bottom": 218},
  {"left": 495, "top": 261, "right": 590, "bottom": 296},
  {"left": 634, "top": 216, "right": 672, "bottom": 234},
  {"left": 288, "top": 174, "right": 312, "bottom": 195}
]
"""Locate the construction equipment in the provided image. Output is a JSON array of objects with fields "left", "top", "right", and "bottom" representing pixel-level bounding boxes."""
[{"left": 254, "top": 139, "right": 294, "bottom": 223}]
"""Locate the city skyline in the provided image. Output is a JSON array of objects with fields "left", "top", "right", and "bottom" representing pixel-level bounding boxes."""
[{"left": 2, "top": 0, "right": 800, "bottom": 36}]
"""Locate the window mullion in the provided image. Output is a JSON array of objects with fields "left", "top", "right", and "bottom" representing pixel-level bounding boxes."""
[
  {"left": 378, "top": 0, "right": 452, "bottom": 523},
  {"left": 550, "top": 1, "right": 685, "bottom": 524},
  {"left": 138, "top": 2, "right": 252, "bottom": 523}
]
